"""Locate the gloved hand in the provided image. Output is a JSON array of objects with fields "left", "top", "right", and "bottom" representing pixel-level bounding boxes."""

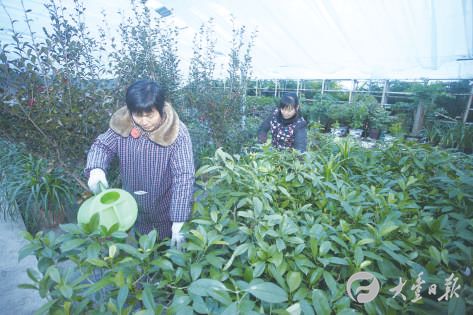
[
  {"left": 87, "top": 168, "right": 109, "bottom": 194},
  {"left": 171, "top": 222, "right": 185, "bottom": 250}
]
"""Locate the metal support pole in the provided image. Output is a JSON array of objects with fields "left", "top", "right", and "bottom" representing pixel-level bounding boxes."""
[
  {"left": 320, "top": 79, "right": 326, "bottom": 102},
  {"left": 463, "top": 85, "right": 473, "bottom": 123},
  {"left": 274, "top": 80, "right": 278, "bottom": 98},
  {"left": 381, "top": 80, "right": 389, "bottom": 106},
  {"left": 296, "top": 79, "right": 300, "bottom": 97},
  {"left": 349, "top": 79, "right": 358, "bottom": 104}
]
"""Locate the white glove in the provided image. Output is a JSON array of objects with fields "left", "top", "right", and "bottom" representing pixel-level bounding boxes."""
[
  {"left": 87, "top": 168, "right": 109, "bottom": 194},
  {"left": 171, "top": 222, "right": 185, "bottom": 250}
]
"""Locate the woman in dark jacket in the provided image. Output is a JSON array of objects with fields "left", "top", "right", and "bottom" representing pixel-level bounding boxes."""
[{"left": 257, "top": 93, "right": 307, "bottom": 152}]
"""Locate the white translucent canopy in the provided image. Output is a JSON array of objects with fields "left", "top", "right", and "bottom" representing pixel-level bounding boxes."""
[{"left": 1, "top": 0, "right": 472, "bottom": 80}]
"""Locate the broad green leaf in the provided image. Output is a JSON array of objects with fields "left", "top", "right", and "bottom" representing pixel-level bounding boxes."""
[
  {"left": 221, "top": 302, "right": 238, "bottom": 315},
  {"left": 428, "top": 246, "right": 441, "bottom": 266},
  {"left": 286, "top": 271, "right": 302, "bottom": 293},
  {"left": 111, "top": 231, "right": 128, "bottom": 239},
  {"left": 86, "top": 258, "right": 108, "bottom": 268},
  {"left": 310, "top": 239, "right": 318, "bottom": 259},
  {"left": 34, "top": 299, "right": 58, "bottom": 315},
  {"left": 278, "top": 186, "right": 292, "bottom": 198},
  {"left": 60, "top": 239, "right": 86, "bottom": 252},
  {"left": 142, "top": 285, "right": 156, "bottom": 311},
  {"left": 117, "top": 286, "right": 128, "bottom": 310},
  {"left": 448, "top": 297, "right": 466, "bottom": 315},
  {"left": 354, "top": 247, "right": 363, "bottom": 266},
  {"left": 253, "top": 262, "right": 266, "bottom": 278},
  {"left": 253, "top": 197, "right": 263, "bottom": 215},
  {"left": 299, "top": 300, "right": 315, "bottom": 315},
  {"left": 26, "top": 268, "right": 40, "bottom": 283},
  {"left": 82, "top": 277, "right": 113, "bottom": 296},
  {"left": 379, "top": 224, "right": 399, "bottom": 237},
  {"left": 190, "top": 264, "right": 203, "bottom": 281},
  {"left": 377, "top": 260, "right": 400, "bottom": 278},
  {"left": 312, "top": 289, "right": 330, "bottom": 315},
  {"left": 86, "top": 242, "right": 100, "bottom": 259},
  {"left": 195, "top": 165, "right": 221, "bottom": 177},
  {"left": 319, "top": 241, "right": 331, "bottom": 256},
  {"left": 115, "top": 243, "right": 144, "bottom": 260},
  {"left": 357, "top": 238, "right": 375, "bottom": 246},
  {"left": 224, "top": 243, "right": 250, "bottom": 270},
  {"left": 151, "top": 258, "right": 174, "bottom": 271},
  {"left": 286, "top": 173, "right": 295, "bottom": 182},
  {"left": 246, "top": 281, "right": 288, "bottom": 303},
  {"left": 188, "top": 279, "right": 228, "bottom": 297},
  {"left": 337, "top": 309, "right": 358, "bottom": 315},
  {"left": 18, "top": 243, "right": 41, "bottom": 261},
  {"left": 381, "top": 247, "right": 409, "bottom": 265},
  {"left": 47, "top": 266, "right": 60, "bottom": 283},
  {"left": 269, "top": 265, "right": 288, "bottom": 290},
  {"left": 208, "top": 289, "right": 233, "bottom": 306},
  {"left": 323, "top": 271, "right": 338, "bottom": 298},
  {"left": 318, "top": 257, "right": 348, "bottom": 266},
  {"left": 310, "top": 268, "right": 324, "bottom": 285},
  {"left": 59, "top": 224, "right": 82, "bottom": 234},
  {"left": 286, "top": 303, "right": 301, "bottom": 315},
  {"left": 276, "top": 239, "right": 286, "bottom": 251},
  {"left": 58, "top": 284, "right": 73, "bottom": 299},
  {"left": 191, "top": 295, "right": 209, "bottom": 314},
  {"left": 440, "top": 249, "right": 449, "bottom": 265}
]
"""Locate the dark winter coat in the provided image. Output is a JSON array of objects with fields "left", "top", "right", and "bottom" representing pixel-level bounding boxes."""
[{"left": 257, "top": 109, "right": 307, "bottom": 152}]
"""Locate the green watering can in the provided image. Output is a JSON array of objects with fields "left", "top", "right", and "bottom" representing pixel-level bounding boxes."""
[{"left": 77, "top": 183, "right": 138, "bottom": 231}]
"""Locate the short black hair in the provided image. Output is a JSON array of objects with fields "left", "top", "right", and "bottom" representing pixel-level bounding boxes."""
[
  {"left": 125, "top": 80, "right": 166, "bottom": 116},
  {"left": 279, "top": 92, "right": 299, "bottom": 109}
]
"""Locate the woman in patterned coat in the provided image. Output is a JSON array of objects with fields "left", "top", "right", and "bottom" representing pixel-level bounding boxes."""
[
  {"left": 257, "top": 93, "right": 307, "bottom": 152},
  {"left": 85, "top": 80, "right": 194, "bottom": 247}
]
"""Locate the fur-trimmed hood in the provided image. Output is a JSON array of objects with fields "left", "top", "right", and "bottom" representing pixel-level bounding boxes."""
[{"left": 109, "top": 102, "right": 180, "bottom": 146}]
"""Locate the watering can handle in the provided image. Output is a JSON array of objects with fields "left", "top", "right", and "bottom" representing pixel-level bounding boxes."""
[{"left": 97, "top": 182, "right": 107, "bottom": 194}]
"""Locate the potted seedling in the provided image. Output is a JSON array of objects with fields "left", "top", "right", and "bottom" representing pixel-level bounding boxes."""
[{"left": 368, "top": 106, "right": 392, "bottom": 140}]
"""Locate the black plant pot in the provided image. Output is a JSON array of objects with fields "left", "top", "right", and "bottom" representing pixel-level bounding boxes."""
[{"left": 368, "top": 128, "right": 380, "bottom": 140}]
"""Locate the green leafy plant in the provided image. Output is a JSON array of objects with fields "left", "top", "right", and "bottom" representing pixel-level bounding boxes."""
[
  {"left": 183, "top": 18, "right": 257, "bottom": 156},
  {"left": 21, "top": 139, "right": 473, "bottom": 314},
  {"left": 110, "top": 0, "right": 181, "bottom": 102}
]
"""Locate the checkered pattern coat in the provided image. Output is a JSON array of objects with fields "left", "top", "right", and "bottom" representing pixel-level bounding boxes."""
[{"left": 85, "top": 107, "right": 194, "bottom": 239}]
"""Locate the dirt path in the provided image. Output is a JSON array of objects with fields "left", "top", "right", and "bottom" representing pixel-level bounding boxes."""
[{"left": 0, "top": 217, "right": 46, "bottom": 314}]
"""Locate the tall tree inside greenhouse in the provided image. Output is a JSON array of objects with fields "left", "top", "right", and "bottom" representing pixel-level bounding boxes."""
[
  {"left": 186, "top": 18, "right": 255, "bottom": 151},
  {"left": 410, "top": 83, "right": 445, "bottom": 136}
]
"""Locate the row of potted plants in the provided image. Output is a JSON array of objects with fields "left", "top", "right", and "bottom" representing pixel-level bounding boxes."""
[{"left": 302, "top": 95, "right": 395, "bottom": 139}]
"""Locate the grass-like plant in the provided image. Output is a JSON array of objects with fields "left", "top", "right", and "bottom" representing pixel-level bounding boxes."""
[{"left": 0, "top": 139, "right": 76, "bottom": 233}]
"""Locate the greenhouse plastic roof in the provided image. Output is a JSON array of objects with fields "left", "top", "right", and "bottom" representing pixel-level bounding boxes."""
[{"left": 1, "top": 0, "right": 473, "bottom": 80}]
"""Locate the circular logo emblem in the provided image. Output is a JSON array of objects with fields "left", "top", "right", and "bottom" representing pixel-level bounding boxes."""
[{"left": 346, "top": 271, "right": 380, "bottom": 303}]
